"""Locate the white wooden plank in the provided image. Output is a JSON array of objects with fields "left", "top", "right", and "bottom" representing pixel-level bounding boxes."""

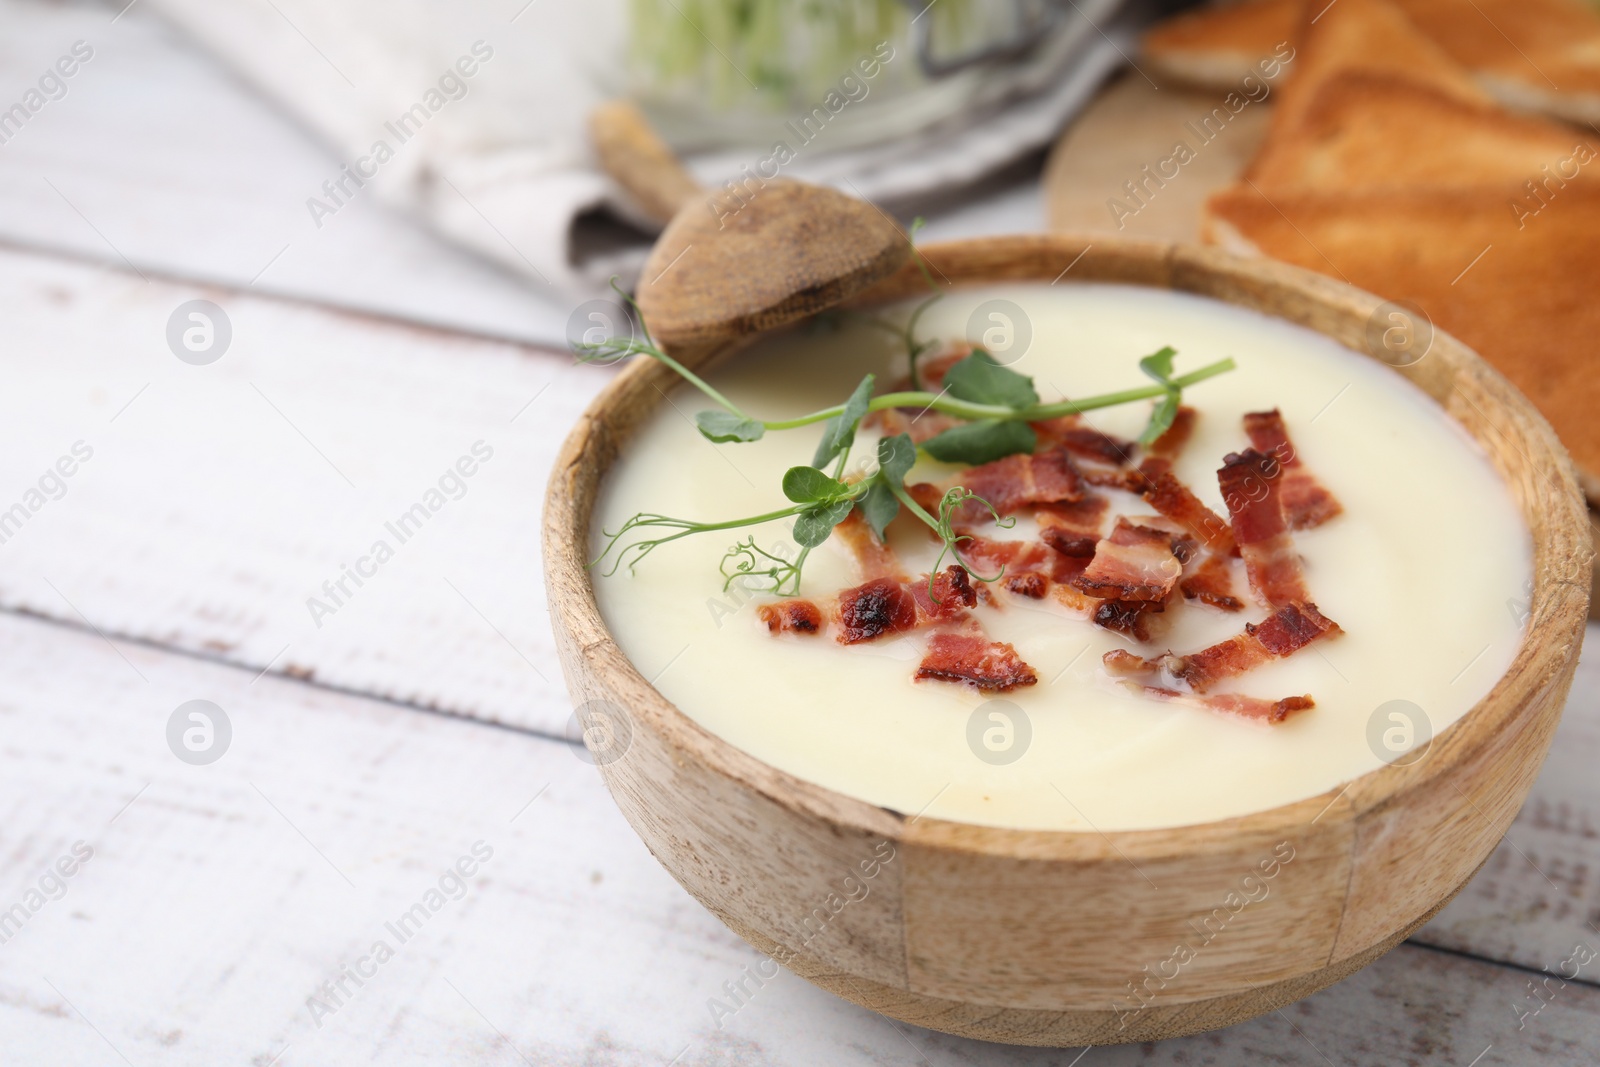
[
  {"left": 0, "top": 610, "right": 1596, "bottom": 1066},
  {"left": 0, "top": 0, "right": 574, "bottom": 345},
  {"left": 0, "top": 244, "right": 611, "bottom": 734},
  {"left": 1415, "top": 633, "right": 1600, "bottom": 973}
]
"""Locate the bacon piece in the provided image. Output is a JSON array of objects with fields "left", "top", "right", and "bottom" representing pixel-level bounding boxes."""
[
  {"left": 1073, "top": 518, "right": 1184, "bottom": 603},
  {"left": 1217, "top": 450, "right": 1310, "bottom": 608},
  {"left": 1092, "top": 599, "right": 1161, "bottom": 642},
  {"left": 1140, "top": 406, "right": 1197, "bottom": 477},
  {"left": 916, "top": 628, "right": 1038, "bottom": 691},
  {"left": 1141, "top": 466, "right": 1236, "bottom": 556},
  {"left": 1036, "top": 493, "right": 1111, "bottom": 558},
  {"left": 957, "top": 534, "right": 1083, "bottom": 585},
  {"left": 906, "top": 481, "right": 946, "bottom": 514},
  {"left": 1004, "top": 573, "right": 1049, "bottom": 598},
  {"left": 758, "top": 600, "right": 823, "bottom": 635},
  {"left": 828, "top": 567, "right": 979, "bottom": 644},
  {"left": 910, "top": 566, "right": 977, "bottom": 623},
  {"left": 1034, "top": 417, "right": 1134, "bottom": 464},
  {"left": 1102, "top": 602, "right": 1341, "bottom": 693},
  {"left": 1061, "top": 426, "right": 1138, "bottom": 489},
  {"left": 1179, "top": 553, "right": 1244, "bottom": 612},
  {"left": 862, "top": 344, "right": 974, "bottom": 444},
  {"left": 1123, "top": 683, "right": 1315, "bottom": 725},
  {"left": 832, "top": 510, "right": 906, "bottom": 581},
  {"left": 867, "top": 406, "right": 963, "bottom": 446},
  {"left": 1039, "top": 526, "right": 1099, "bottom": 558},
  {"left": 956, "top": 447, "right": 1083, "bottom": 517},
  {"left": 835, "top": 578, "right": 918, "bottom": 644},
  {"left": 1243, "top": 410, "right": 1343, "bottom": 531},
  {"left": 1049, "top": 580, "right": 1095, "bottom": 612},
  {"left": 916, "top": 342, "right": 972, "bottom": 391},
  {"left": 1032, "top": 416, "right": 1138, "bottom": 488}
]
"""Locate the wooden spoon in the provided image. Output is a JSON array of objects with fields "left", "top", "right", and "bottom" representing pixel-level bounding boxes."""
[{"left": 589, "top": 100, "right": 911, "bottom": 356}]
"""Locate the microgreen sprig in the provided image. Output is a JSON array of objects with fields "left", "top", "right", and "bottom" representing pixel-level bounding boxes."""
[
  {"left": 578, "top": 327, "right": 1235, "bottom": 460},
  {"left": 577, "top": 277, "right": 1236, "bottom": 599}
]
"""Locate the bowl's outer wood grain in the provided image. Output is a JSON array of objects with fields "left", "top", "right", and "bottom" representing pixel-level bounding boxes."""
[{"left": 544, "top": 235, "right": 1591, "bottom": 1046}]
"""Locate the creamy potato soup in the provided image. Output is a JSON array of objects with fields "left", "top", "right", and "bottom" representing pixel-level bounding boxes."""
[{"left": 591, "top": 283, "right": 1531, "bottom": 831}]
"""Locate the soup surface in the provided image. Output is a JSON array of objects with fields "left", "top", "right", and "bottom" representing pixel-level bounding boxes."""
[{"left": 591, "top": 283, "right": 1531, "bottom": 831}]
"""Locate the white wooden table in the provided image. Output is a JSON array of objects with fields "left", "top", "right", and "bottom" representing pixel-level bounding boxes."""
[{"left": 1, "top": 2, "right": 1596, "bottom": 1063}]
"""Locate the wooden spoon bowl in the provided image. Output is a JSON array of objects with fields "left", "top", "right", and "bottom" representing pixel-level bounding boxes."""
[
  {"left": 590, "top": 100, "right": 910, "bottom": 358},
  {"left": 543, "top": 236, "right": 1589, "bottom": 1046}
]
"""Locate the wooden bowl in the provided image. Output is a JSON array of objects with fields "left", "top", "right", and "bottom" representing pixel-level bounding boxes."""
[{"left": 543, "top": 236, "right": 1591, "bottom": 1046}]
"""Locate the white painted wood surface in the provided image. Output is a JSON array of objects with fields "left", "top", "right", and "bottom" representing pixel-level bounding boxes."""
[
  {"left": 0, "top": 245, "right": 611, "bottom": 734},
  {"left": 0, "top": 0, "right": 1596, "bottom": 1061}
]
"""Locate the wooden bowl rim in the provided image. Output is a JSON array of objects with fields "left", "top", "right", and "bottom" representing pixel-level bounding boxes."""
[{"left": 544, "top": 234, "right": 1591, "bottom": 861}]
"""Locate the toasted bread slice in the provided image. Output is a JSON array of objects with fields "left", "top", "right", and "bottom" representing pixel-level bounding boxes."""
[
  {"left": 1142, "top": 0, "right": 1300, "bottom": 90},
  {"left": 1393, "top": 0, "right": 1600, "bottom": 124},
  {"left": 1266, "top": 0, "right": 1491, "bottom": 138},
  {"left": 1203, "top": 181, "right": 1600, "bottom": 492},
  {"left": 1141, "top": 0, "right": 1600, "bottom": 124},
  {"left": 1246, "top": 70, "right": 1600, "bottom": 190}
]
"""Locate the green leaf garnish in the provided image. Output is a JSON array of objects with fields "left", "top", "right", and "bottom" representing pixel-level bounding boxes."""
[
  {"left": 856, "top": 480, "right": 899, "bottom": 540},
  {"left": 1136, "top": 345, "right": 1183, "bottom": 446},
  {"left": 792, "top": 498, "right": 855, "bottom": 548},
  {"left": 812, "top": 374, "right": 874, "bottom": 468},
  {"left": 696, "top": 410, "right": 765, "bottom": 443},
  {"left": 922, "top": 419, "right": 1037, "bottom": 466},
  {"left": 722, "top": 537, "right": 807, "bottom": 597},
  {"left": 942, "top": 349, "right": 1039, "bottom": 410},
  {"left": 1139, "top": 345, "right": 1178, "bottom": 384},
  {"left": 782, "top": 466, "right": 848, "bottom": 504},
  {"left": 876, "top": 432, "right": 916, "bottom": 485}
]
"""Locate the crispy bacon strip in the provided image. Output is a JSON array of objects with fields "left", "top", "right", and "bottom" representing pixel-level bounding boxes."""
[
  {"left": 916, "top": 627, "right": 1038, "bottom": 691},
  {"left": 832, "top": 567, "right": 978, "bottom": 644},
  {"left": 862, "top": 343, "right": 974, "bottom": 444},
  {"left": 910, "top": 566, "right": 978, "bottom": 623},
  {"left": 917, "top": 343, "right": 972, "bottom": 391},
  {"left": 868, "top": 406, "right": 963, "bottom": 446},
  {"left": 1031, "top": 416, "right": 1138, "bottom": 489},
  {"left": 1141, "top": 466, "right": 1236, "bottom": 556},
  {"left": 1034, "top": 417, "right": 1134, "bottom": 464},
  {"left": 1179, "top": 553, "right": 1244, "bottom": 612},
  {"left": 1123, "top": 683, "right": 1315, "bottom": 725},
  {"left": 1139, "top": 406, "right": 1197, "bottom": 478},
  {"left": 1091, "top": 599, "right": 1163, "bottom": 642},
  {"left": 758, "top": 600, "right": 823, "bottom": 635},
  {"left": 1004, "top": 573, "right": 1049, "bottom": 598},
  {"left": 1073, "top": 518, "right": 1185, "bottom": 603},
  {"left": 832, "top": 510, "right": 906, "bottom": 581},
  {"left": 1050, "top": 581, "right": 1097, "bottom": 614},
  {"left": 1217, "top": 450, "right": 1310, "bottom": 608},
  {"left": 1036, "top": 493, "right": 1111, "bottom": 558},
  {"left": 956, "top": 447, "right": 1083, "bottom": 517},
  {"left": 957, "top": 534, "right": 1083, "bottom": 585},
  {"left": 1243, "top": 410, "right": 1343, "bottom": 531},
  {"left": 836, "top": 578, "right": 918, "bottom": 643},
  {"left": 1102, "top": 602, "right": 1341, "bottom": 693}
]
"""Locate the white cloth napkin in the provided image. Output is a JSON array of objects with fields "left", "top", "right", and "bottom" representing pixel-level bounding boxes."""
[{"left": 146, "top": 0, "right": 1133, "bottom": 300}]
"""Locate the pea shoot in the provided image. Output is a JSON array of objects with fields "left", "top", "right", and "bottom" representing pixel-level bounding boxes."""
[{"left": 580, "top": 279, "right": 1235, "bottom": 598}]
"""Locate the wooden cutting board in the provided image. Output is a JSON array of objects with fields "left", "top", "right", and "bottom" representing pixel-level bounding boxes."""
[
  {"left": 1043, "top": 71, "right": 1600, "bottom": 617},
  {"left": 1043, "top": 71, "right": 1270, "bottom": 240}
]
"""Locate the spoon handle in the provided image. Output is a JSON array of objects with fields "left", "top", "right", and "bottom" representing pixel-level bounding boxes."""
[{"left": 589, "top": 100, "right": 704, "bottom": 229}]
